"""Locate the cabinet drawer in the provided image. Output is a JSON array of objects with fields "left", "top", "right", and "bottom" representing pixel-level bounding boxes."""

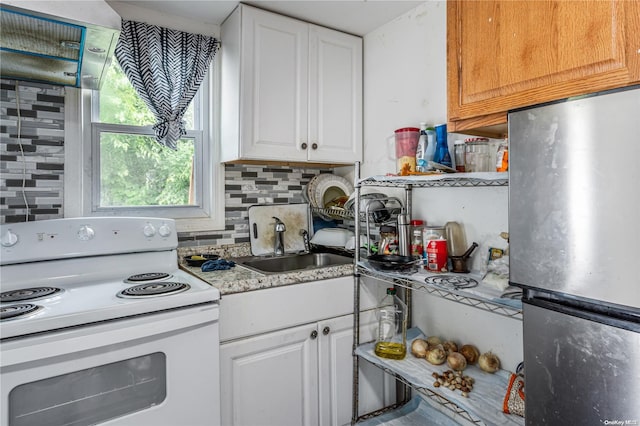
[{"left": 220, "top": 276, "right": 382, "bottom": 341}]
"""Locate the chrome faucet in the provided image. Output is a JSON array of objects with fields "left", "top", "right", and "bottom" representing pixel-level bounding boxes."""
[{"left": 273, "top": 216, "right": 286, "bottom": 256}]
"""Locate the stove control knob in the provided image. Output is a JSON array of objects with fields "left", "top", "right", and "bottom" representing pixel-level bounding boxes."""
[
  {"left": 143, "top": 223, "right": 156, "bottom": 237},
  {"left": 77, "top": 225, "right": 95, "bottom": 241},
  {"left": 158, "top": 223, "right": 172, "bottom": 238},
  {"left": 1, "top": 229, "right": 19, "bottom": 247}
]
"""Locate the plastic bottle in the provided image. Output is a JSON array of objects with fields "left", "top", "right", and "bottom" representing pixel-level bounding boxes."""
[
  {"left": 374, "top": 287, "right": 407, "bottom": 360},
  {"left": 410, "top": 219, "right": 425, "bottom": 259},
  {"left": 425, "top": 128, "right": 436, "bottom": 166},
  {"left": 432, "top": 124, "right": 452, "bottom": 167},
  {"left": 415, "top": 122, "right": 428, "bottom": 172},
  {"left": 496, "top": 139, "right": 509, "bottom": 172}
]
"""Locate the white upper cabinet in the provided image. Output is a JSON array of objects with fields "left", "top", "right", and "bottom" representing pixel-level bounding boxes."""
[{"left": 221, "top": 4, "right": 363, "bottom": 166}]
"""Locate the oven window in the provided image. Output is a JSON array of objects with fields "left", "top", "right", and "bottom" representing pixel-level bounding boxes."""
[{"left": 8, "top": 353, "right": 166, "bottom": 426}]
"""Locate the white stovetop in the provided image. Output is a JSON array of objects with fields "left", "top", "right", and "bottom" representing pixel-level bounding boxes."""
[{"left": 1, "top": 251, "right": 219, "bottom": 340}]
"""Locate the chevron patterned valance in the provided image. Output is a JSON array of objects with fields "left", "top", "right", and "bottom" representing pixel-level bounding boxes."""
[{"left": 115, "top": 19, "right": 220, "bottom": 149}]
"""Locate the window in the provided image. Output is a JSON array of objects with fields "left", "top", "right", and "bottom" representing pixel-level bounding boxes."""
[{"left": 65, "top": 60, "right": 224, "bottom": 232}]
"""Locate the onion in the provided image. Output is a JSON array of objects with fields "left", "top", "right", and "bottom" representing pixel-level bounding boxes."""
[
  {"left": 478, "top": 352, "right": 500, "bottom": 373},
  {"left": 425, "top": 345, "right": 447, "bottom": 365},
  {"left": 442, "top": 340, "right": 458, "bottom": 354},
  {"left": 447, "top": 352, "right": 467, "bottom": 371},
  {"left": 459, "top": 344, "right": 480, "bottom": 364},
  {"left": 411, "top": 339, "right": 429, "bottom": 358},
  {"left": 426, "top": 336, "right": 442, "bottom": 347}
]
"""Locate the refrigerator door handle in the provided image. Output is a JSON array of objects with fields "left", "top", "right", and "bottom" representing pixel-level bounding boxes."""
[{"left": 525, "top": 298, "right": 640, "bottom": 333}]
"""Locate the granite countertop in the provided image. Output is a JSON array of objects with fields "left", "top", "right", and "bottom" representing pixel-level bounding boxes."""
[{"left": 178, "top": 244, "right": 353, "bottom": 296}]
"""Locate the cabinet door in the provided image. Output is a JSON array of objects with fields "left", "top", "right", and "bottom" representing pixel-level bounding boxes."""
[
  {"left": 447, "top": 0, "right": 640, "bottom": 133},
  {"left": 220, "top": 323, "right": 319, "bottom": 426},
  {"left": 308, "top": 25, "right": 363, "bottom": 164},
  {"left": 318, "top": 311, "right": 388, "bottom": 426},
  {"left": 317, "top": 314, "right": 352, "bottom": 426},
  {"left": 239, "top": 6, "right": 309, "bottom": 162}
]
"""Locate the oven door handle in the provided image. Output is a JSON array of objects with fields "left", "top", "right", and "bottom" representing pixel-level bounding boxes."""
[{"left": 1, "top": 305, "right": 218, "bottom": 367}]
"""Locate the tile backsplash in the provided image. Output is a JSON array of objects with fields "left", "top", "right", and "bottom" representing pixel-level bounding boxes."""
[
  {"left": 1, "top": 79, "right": 332, "bottom": 246},
  {"left": 1, "top": 79, "right": 65, "bottom": 223},
  {"left": 179, "top": 164, "right": 324, "bottom": 247}
]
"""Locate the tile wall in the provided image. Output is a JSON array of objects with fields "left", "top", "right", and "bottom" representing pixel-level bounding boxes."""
[
  {"left": 0, "top": 79, "right": 332, "bottom": 246},
  {"left": 0, "top": 79, "right": 65, "bottom": 223},
  {"left": 178, "top": 164, "right": 326, "bottom": 247}
]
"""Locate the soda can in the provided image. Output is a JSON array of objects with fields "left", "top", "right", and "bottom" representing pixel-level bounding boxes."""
[{"left": 425, "top": 238, "right": 448, "bottom": 272}]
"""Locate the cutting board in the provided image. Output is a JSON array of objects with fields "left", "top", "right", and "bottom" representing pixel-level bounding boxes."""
[{"left": 248, "top": 203, "right": 311, "bottom": 256}]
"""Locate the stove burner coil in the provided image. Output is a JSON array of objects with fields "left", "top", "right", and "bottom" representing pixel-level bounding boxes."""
[
  {"left": 424, "top": 275, "right": 479, "bottom": 289},
  {"left": 0, "top": 287, "right": 62, "bottom": 303},
  {"left": 118, "top": 282, "right": 190, "bottom": 298},
  {"left": 1, "top": 303, "right": 43, "bottom": 321},
  {"left": 125, "top": 272, "right": 172, "bottom": 283}
]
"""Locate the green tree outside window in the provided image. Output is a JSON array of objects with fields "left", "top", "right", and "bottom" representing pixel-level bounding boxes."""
[{"left": 96, "top": 61, "right": 196, "bottom": 207}]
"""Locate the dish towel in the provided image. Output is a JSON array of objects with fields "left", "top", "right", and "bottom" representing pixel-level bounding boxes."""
[{"left": 201, "top": 259, "right": 236, "bottom": 271}]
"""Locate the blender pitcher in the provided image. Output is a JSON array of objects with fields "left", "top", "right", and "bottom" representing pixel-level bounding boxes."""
[{"left": 389, "top": 127, "right": 420, "bottom": 175}]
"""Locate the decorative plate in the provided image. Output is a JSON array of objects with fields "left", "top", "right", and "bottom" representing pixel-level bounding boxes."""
[{"left": 313, "top": 174, "right": 354, "bottom": 210}]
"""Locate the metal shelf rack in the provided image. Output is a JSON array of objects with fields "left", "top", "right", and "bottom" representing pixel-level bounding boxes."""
[
  {"left": 357, "top": 267, "right": 522, "bottom": 320},
  {"left": 351, "top": 163, "right": 517, "bottom": 425},
  {"left": 355, "top": 328, "right": 524, "bottom": 426},
  {"left": 359, "top": 173, "right": 508, "bottom": 188}
]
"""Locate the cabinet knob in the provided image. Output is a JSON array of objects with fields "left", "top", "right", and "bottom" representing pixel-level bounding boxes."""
[
  {"left": 323, "top": 326, "right": 330, "bottom": 335},
  {"left": 310, "top": 330, "right": 318, "bottom": 339},
  {"left": 301, "top": 142, "right": 308, "bottom": 150},
  {"left": 311, "top": 143, "right": 318, "bottom": 150}
]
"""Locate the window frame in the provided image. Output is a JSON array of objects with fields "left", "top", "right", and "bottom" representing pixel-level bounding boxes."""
[{"left": 64, "top": 62, "right": 224, "bottom": 233}]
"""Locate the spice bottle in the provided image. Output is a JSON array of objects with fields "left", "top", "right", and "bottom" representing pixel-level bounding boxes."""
[
  {"left": 410, "top": 219, "right": 425, "bottom": 259},
  {"left": 374, "top": 287, "right": 407, "bottom": 360},
  {"left": 496, "top": 139, "right": 509, "bottom": 172}
]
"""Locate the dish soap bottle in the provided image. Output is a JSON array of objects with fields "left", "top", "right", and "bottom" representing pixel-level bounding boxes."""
[
  {"left": 432, "top": 123, "right": 452, "bottom": 168},
  {"left": 374, "top": 287, "right": 407, "bottom": 360},
  {"left": 415, "top": 122, "right": 428, "bottom": 172}
]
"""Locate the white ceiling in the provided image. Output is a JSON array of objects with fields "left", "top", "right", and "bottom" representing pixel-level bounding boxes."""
[{"left": 113, "top": 1, "right": 424, "bottom": 36}]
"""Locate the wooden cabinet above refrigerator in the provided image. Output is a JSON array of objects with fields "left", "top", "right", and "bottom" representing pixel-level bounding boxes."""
[{"left": 446, "top": 0, "right": 640, "bottom": 137}]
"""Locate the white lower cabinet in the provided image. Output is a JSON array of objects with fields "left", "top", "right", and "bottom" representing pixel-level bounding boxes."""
[
  {"left": 220, "top": 322, "right": 318, "bottom": 426},
  {"left": 220, "top": 310, "right": 378, "bottom": 426},
  {"left": 219, "top": 276, "right": 390, "bottom": 425}
]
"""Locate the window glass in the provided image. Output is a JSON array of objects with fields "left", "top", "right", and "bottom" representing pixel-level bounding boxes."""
[
  {"left": 66, "top": 54, "right": 223, "bottom": 231},
  {"left": 98, "top": 132, "right": 195, "bottom": 207},
  {"left": 98, "top": 62, "right": 195, "bottom": 129},
  {"left": 92, "top": 61, "right": 207, "bottom": 213}
]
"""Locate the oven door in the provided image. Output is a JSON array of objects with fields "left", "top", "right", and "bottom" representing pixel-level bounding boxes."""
[{"left": 0, "top": 304, "right": 220, "bottom": 426}]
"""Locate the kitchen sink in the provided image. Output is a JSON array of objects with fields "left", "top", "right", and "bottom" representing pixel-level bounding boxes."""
[{"left": 236, "top": 252, "right": 352, "bottom": 274}]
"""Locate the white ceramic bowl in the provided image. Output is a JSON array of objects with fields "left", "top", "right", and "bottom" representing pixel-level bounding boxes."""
[{"left": 310, "top": 228, "right": 354, "bottom": 247}]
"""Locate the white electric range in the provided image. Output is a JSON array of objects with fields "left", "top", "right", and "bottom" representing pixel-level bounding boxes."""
[{"left": 0, "top": 217, "right": 220, "bottom": 426}]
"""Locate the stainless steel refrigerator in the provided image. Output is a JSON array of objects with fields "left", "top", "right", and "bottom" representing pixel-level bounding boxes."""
[{"left": 509, "top": 85, "right": 640, "bottom": 425}]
